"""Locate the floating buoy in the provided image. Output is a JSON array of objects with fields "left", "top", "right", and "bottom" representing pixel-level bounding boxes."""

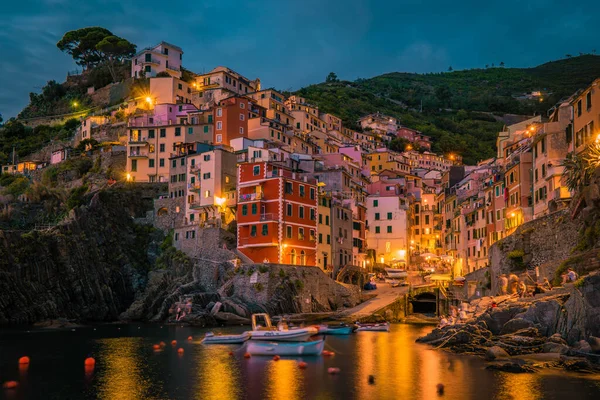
[
  {"left": 327, "top": 367, "right": 340, "bottom": 375},
  {"left": 244, "top": 352, "right": 251, "bottom": 359},
  {"left": 228, "top": 351, "right": 234, "bottom": 356},
  {"left": 84, "top": 357, "right": 96, "bottom": 367},
  {"left": 323, "top": 350, "right": 334, "bottom": 356},
  {"left": 177, "top": 348, "right": 184, "bottom": 355},
  {"left": 298, "top": 361, "right": 307, "bottom": 369},
  {"left": 187, "top": 336, "right": 193, "bottom": 341},
  {"left": 368, "top": 375, "right": 375, "bottom": 385},
  {"left": 273, "top": 355, "right": 280, "bottom": 361},
  {"left": 18, "top": 356, "right": 30, "bottom": 365},
  {"left": 171, "top": 340, "right": 177, "bottom": 346},
  {"left": 152, "top": 344, "right": 160, "bottom": 350},
  {"left": 159, "top": 341, "right": 166, "bottom": 348},
  {"left": 3, "top": 381, "right": 18, "bottom": 389},
  {"left": 436, "top": 383, "right": 444, "bottom": 395}
]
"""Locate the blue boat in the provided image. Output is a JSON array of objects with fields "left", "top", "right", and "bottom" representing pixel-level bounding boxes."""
[{"left": 318, "top": 324, "right": 354, "bottom": 335}]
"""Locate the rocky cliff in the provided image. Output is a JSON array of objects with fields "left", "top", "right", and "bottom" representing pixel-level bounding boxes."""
[{"left": 0, "top": 184, "right": 166, "bottom": 324}]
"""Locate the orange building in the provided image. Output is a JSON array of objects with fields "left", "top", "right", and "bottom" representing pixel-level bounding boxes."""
[
  {"left": 213, "top": 96, "right": 260, "bottom": 146},
  {"left": 237, "top": 161, "right": 318, "bottom": 265}
]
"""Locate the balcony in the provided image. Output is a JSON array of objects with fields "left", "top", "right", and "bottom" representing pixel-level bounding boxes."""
[
  {"left": 553, "top": 187, "right": 571, "bottom": 201},
  {"left": 190, "top": 164, "right": 201, "bottom": 174},
  {"left": 166, "top": 65, "right": 180, "bottom": 72},
  {"left": 141, "top": 58, "right": 161, "bottom": 66},
  {"left": 260, "top": 213, "right": 277, "bottom": 222},
  {"left": 128, "top": 136, "right": 148, "bottom": 144},
  {"left": 239, "top": 192, "right": 264, "bottom": 202},
  {"left": 188, "top": 182, "right": 201, "bottom": 192},
  {"left": 238, "top": 237, "right": 278, "bottom": 247},
  {"left": 129, "top": 150, "right": 148, "bottom": 158}
]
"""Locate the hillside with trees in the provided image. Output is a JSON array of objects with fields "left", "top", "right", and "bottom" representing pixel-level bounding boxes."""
[{"left": 296, "top": 55, "right": 600, "bottom": 164}]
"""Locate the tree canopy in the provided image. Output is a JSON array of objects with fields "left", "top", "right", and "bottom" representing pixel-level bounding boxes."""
[
  {"left": 96, "top": 35, "right": 136, "bottom": 82},
  {"left": 57, "top": 27, "right": 136, "bottom": 82},
  {"left": 326, "top": 72, "right": 339, "bottom": 83}
]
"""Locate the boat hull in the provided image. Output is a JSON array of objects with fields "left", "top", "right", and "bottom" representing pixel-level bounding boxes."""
[
  {"left": 202, "top": 332, "right": 250, "bottom": 344},
  {"left": 356, "top": 323, "right": 390, "bottom": 332},
  {"left": 246, "top": 339, "right": 325, "bottom": 356},
  {"left": 319, "top": 326, "right": 353, "bottom": 335},
  {"left": 250, "top": 329, "right": 314, "bottom": 342}
]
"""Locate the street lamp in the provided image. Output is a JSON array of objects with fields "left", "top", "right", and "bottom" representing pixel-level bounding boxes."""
[{"left": 72, "top": 101, "right": 78, "bottom": 108}]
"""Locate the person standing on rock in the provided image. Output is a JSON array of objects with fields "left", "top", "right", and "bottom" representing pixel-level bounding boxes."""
[
  {"left": 518, "top": 281, "right": 528, "bottom": 298},
  {"left": 499, "top": 274, "right": 508, "bottom": 295}
]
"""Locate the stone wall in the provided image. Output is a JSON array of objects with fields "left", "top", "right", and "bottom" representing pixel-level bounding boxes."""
[
  {"left": 489, "top": 209, "right": 579, "bottom": 292},
  {"left": 462, "top": 267, "right": 491, "bottom": 299},
  {"left": 154, "top": 197, "right": 185, "bottom": 233}
]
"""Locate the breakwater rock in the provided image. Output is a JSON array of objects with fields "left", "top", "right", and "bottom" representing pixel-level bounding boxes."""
[
  {"left": 417, "top": 272, "right": 600, "bottom": 372},
  {"left": 121, "top": 252, "right": 361, "bottom": 326}
]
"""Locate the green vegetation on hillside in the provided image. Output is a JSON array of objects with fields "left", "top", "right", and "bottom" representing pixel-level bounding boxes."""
[
  {"left": 0, "top": 119, "right": 79, "bottom": 164},
  {"left": 296, "top": 55, "right": 600, "bottom": 164}
]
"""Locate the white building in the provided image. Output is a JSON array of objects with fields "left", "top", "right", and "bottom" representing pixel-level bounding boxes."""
[
  {"left": 131, "top": 41, "right": 183, "bottom": 79},
  {"left": 366, "top": 192, "right": 409, "bottom": 266}
]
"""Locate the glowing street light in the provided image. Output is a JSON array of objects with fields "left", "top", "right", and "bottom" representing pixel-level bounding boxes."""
[
  {"left": 145, "top": 96, "right": 153, "bottom": 105},
  {"left": 126, "top": 173, "right": 132, "bottom": 182},
  {"left": 72, "top": 101, "right": 79, "bottom": 108}
]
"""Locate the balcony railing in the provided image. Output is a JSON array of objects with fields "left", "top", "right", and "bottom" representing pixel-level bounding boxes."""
[
  {"left": 260, "top": 213, "right": 276, "bottom": 221},
  {"left": 129, "top": 151, "right": 148, "bottom": 158},
  {"left": 129, "top": 136, "right": 148, "bottom": 143},
  {"left": 239, "top": 192, "right": 264, "bottom": 202},
  {"left": 188, "top": 183, "right": 201, "bottom": 191},
  {"left": 238, "top": 237, "right": 278, "bottom": 246}
]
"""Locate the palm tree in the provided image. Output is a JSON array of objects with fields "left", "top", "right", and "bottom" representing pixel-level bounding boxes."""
[{"left": 561, "top": 151, "right": 591, "bottom": 193}]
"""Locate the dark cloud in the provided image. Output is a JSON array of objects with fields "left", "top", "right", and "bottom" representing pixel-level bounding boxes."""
[{"left": 1, "top": 0, "right": 599, "bottom": 118}]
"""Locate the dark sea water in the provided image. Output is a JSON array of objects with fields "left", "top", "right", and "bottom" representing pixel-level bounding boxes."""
[{"left": 1, "top": 323, "right": 599, "bottom": 400}]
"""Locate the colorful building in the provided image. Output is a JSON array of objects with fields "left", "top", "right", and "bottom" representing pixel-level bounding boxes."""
[{"left": 131, "top": 41, "right": 183, "bottom": 79}]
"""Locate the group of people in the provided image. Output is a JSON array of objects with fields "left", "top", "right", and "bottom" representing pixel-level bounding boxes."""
[
  {"left": 438, "top": 304, "right": 469, "bottom": 328},
  {"left": 497, "top": 273, "right": 554, "bottom": 298},
  {"left": 170, "top": 299, "right": 193, "bottom": 321}
]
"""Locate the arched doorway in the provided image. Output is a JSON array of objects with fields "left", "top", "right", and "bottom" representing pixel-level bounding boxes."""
[
  {"left": 300, "top": 250, "right": 306, "bottom": 266},
  {"left": 290, "top": 249, "right": 296, "bottom": 265},
  {"left": 411, "top": 292, "right": 437, "bottom": 315}
]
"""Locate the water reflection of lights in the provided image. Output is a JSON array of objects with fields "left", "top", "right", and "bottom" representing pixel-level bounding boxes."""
[
  {"left": 497, "top": 371, "right": 541, "bottom": 400},
  {"left": 96, "top": 338, "right": 155, "bottom": 400},
  {"left": 195, "top": 346, "right": 241, "bottom": 400},
  {"left": 265, "top": 359, "right": 303, "bottom": 400}
]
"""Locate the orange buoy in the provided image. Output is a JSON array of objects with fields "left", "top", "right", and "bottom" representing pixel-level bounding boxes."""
[
  {"left": 323, "top": 350, "right": 334, "bottom": 356},
  {"left": 171, "top": 340, "right": 177, "bottom": 346},
  {"left": 187, "top": 336, "right": 193, "bottom": 341},
  {"left": 84, "top": 357, "right": 96, "bottom": 367},
  {"left": 152, "top": 344, "right": 160, "bottom": 350},
  {"left": 298, "top": 361, "right": 307, "bottom": 369},
  {"left": 177, "top": 348, "right": 184, "bottom": 355},
  {"left": 18, "top": 356, "right": 30, "bottom": 365},
  {"left": 159, "top": 341, "right": 166, "bottom": 347},
  {"left": 273, "top": 355, "right": 280, "bottom": 361},
  {"left": 327, "top": 367, "right": 340, "bottom": 375},
  {"left": 3, "top": 381, "right": 18, "bottom": 389},
  {"left": 244, "top": 352, "right": 251, "bottom": 359},
  {"left": 436, "top": 383, "right": 445, "bottom": 395},
  {"left": 228, "top": 351, "right": 234, "bottom": 356}
]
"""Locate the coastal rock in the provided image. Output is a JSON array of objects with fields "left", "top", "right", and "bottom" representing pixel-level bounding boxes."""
[
  {"left": 210, "top": 302, "right": 222, "bottom": 315},
  {"left": 485, "top": 346, "right": 510, "bottom": 361},
  {"left": 559, "top": 358, "right": 596, "bottom": 372},
  {"left": 541, "top": 342, "right": 570, "bottom": 354},
  {"left": 480, "top": 307, "right": 524, "bottom": 335},
  {"left": 213, "top": 312, "right": 250, "bottom": 325},
  {"left": 548, "top": 333, "right": 567, "bottom": 345},
  {"left": 515, "top": 299, "right": 562, "bottom": 336},
  {"left": 500, "top": 318, "right": 535, "bottom": 335},
  {"left": 589, "top": 336, "right": 600, "bottom": 352},
  {"left": 575, "top": 340, "right": 593, "bottom": 354},
  {"left": 486, "top": 362, "right": 536, "bottom": 373}
]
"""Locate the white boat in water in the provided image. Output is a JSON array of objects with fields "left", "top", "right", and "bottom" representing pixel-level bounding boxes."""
[
  {"left": 202, "top": 331, "right": 250, "bottom": 344},
  {"left": 249, "top": 313, "right": 318, "bottom": 342},
  {"left": 246, "top": 339, "right": 325, "bottom": 356},
  {"left": 356, "top": 322, "right": 390, "bottom": 332}
]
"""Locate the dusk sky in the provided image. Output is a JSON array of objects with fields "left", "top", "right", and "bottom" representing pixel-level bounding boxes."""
[{"left": 1, "top": 0, "right": 599, "bottom": 119}]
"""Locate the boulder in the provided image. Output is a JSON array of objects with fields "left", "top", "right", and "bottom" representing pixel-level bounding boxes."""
[
  {"left": 589, "top": 336, "right": 600, "bottom": 352},
  {"left": 480, "top": 307, "right": 524, "bottom": 335},
  {"left": 548, "top": 333, "right": 567, "bottom": 345},
  {"left": 541, "top": 342, "right": 570, "bottom": 354},
  {"left": 500, "top": 318, "right": 535, "bottom": 335},
  {"left": 575, "top": 340, "right": 593, "bottom": 354},
  {"left": 221, "top": 299, "right": 249, "bottom": 318},
  {"left": 485, "top": 346, "right": 510, "bottom": 361},
  {"left": 213, "top": 312, "right": 250, "bottom": 325},
  {"left": 516, "top": 299, "right": 562, "bottom": 336},
  {"left": 210, "top": 301, "right": 222, "bottom": 315},
  {"left": 486, "top": 362, "right": 536, "bottom": 373}
]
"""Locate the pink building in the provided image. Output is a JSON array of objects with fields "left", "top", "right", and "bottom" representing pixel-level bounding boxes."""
[
  {"left": 132, "top": 42, "right": 183, "bottom": 79},
  {"left": 396, "top": 127, "right": 432, "bottom": 150}
]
